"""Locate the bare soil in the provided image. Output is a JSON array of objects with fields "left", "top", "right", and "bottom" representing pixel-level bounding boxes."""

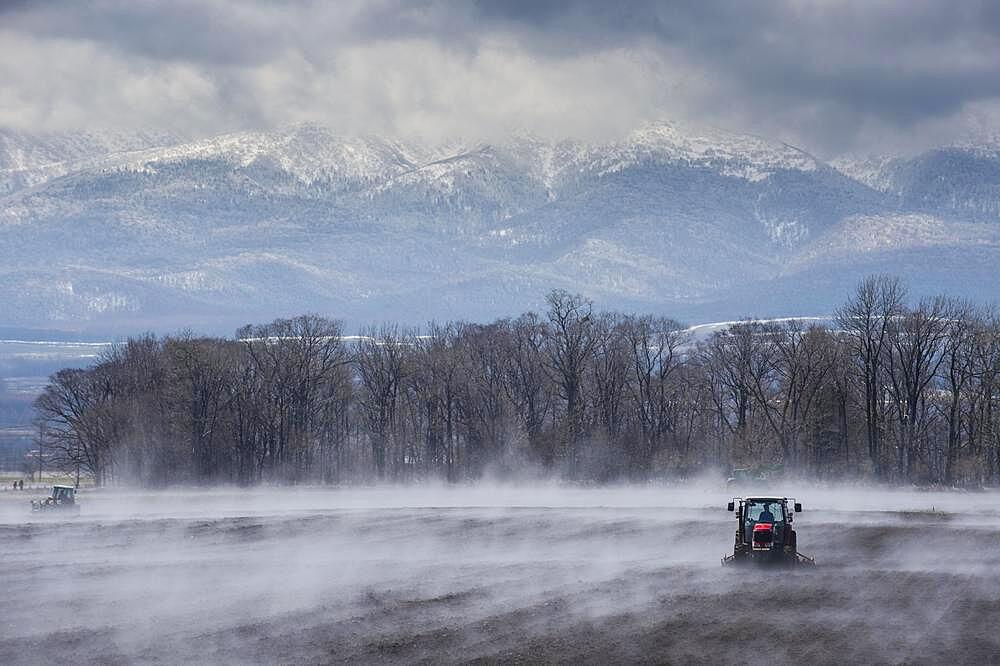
[{"left": 1, "top": 486, "right": 998, "bottom": 665}]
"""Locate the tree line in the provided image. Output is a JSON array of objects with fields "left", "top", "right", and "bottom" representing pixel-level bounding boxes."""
[{"left": 32, "top": 276, "right": 1000, "bottom": 487}]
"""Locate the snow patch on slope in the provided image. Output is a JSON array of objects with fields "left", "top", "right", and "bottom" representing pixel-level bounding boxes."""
[
  {"left": 793, "top": 213, "right": 1000, "bottom": 268},
  {"left": 617, "top": 121, "right": 818, "bottom": 181},
  {"left": 830, "top": 155, "right": 900, "bottom": 192}
]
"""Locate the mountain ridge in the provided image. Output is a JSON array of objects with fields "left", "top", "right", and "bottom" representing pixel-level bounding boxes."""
[{"left": 2, "top": 121, "right": 999, "bottom": 334}]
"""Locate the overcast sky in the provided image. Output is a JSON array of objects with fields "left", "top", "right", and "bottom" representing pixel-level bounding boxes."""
[{"left": 2, "top": 0, "right": 1000, "bottom": 156}]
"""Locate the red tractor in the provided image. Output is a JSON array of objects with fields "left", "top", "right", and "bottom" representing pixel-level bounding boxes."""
[{"left": 722, "top": 496, "right": 814, "bottom": 566}]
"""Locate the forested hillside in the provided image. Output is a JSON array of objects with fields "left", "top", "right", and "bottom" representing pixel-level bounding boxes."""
[{"left": 5, "top": 123, "right": 1000, "bottom": 331}]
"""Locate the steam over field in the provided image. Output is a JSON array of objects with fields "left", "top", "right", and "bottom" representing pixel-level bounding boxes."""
[{"left": 2, "top": 485, "right": 999, "bottom": 664}]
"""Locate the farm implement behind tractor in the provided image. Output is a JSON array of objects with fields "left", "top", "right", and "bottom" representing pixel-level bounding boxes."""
[{"left": 722, "top": 496, "right": 814, "bottom": 566}]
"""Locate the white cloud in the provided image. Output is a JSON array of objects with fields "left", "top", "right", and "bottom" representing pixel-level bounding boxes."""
[
  {"left": 3, "top": 1, "right": 1000, "bottom": 156},
  {"left": 0, "top": 28, "right": 695, "bottom": 144}
]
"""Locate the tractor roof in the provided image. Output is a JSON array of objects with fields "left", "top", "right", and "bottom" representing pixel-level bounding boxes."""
[
  {"left": 745, "top": 496, "right": 785, "bottom": 502},
  {"left": 53, "top": 485, "right": 75, "bottom": 490}
]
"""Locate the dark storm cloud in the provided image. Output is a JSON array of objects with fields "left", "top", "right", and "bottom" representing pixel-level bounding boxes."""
[
  {"left": 1, "top": 0, "right": 477, "bottom": 64},
  {"left": 1, "top": 0, "right": 293, "bottom": 65},
  {"left": 455, "top": 1, "right": 1000, "bottom": 144},
  {"left": 2, "top": 0, "right": 1000, "bottom": 154}
]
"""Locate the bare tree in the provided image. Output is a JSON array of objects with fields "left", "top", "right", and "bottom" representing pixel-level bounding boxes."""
[
  {"left": 355, "top": 324, "right": 412, "bottom": 480},
  {"left": 456, "top": 323, "right": 510, "bottom": 475},
  {"left": 543, "top": 290, "right": 598, "bottom": 475},
  {"left": 836, "top": 275, "right": 907, "bottom": 479},
  {"left": 501, "top": 314, "right": 553, "bottom": 467},
  {"left": 884, "top": 297, "right": 952, "bottom": 481},
  {"left": 164, "top": 335, "right": 234, "bottom": 481},
  {"left": 699, "top": 320, "right": 771, "bottom": 465},
  {"left": 414, "top": 322, "right": 463, "bottom": 479},
  {"left": 968, "top": 314, "right": 1000, "bottom": 483},
  {"left": 35, "top": 367, "right": 117, "bottom": 485},
  {"left": 238, "top": 315, "right": 349, "bottom": 480},
  {"left": 623, "top": 315, "right": 687, "bottom": 473},
  {"left": 747, "top": 322, "right": 836, "bottom": 469},
  {"left": 939, "top": 301, "right": 979, "bottom": 483}
]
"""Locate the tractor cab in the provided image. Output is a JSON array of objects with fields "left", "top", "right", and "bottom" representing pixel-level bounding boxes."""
[
  {"left": 31, "top": 485, "right": 80, "bottom": 513},
  {"left": 723, "top": 496, "right": 812, "bottom": 566}
]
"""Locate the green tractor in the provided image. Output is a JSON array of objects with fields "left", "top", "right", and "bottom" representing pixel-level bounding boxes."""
[
  {"left": 722, "top": 496, "right": 814, "bottom": 566},
  {"left": 31, "top": 485, "right": 80, "bottom": 514}
]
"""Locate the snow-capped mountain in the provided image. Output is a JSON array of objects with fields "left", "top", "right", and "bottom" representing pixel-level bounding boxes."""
[
  {"left": 0, "top": 128, "right": 183, "bottom": 196},
  {"left": 2, "top": 121, "right": 999, "bottom": 334}
]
